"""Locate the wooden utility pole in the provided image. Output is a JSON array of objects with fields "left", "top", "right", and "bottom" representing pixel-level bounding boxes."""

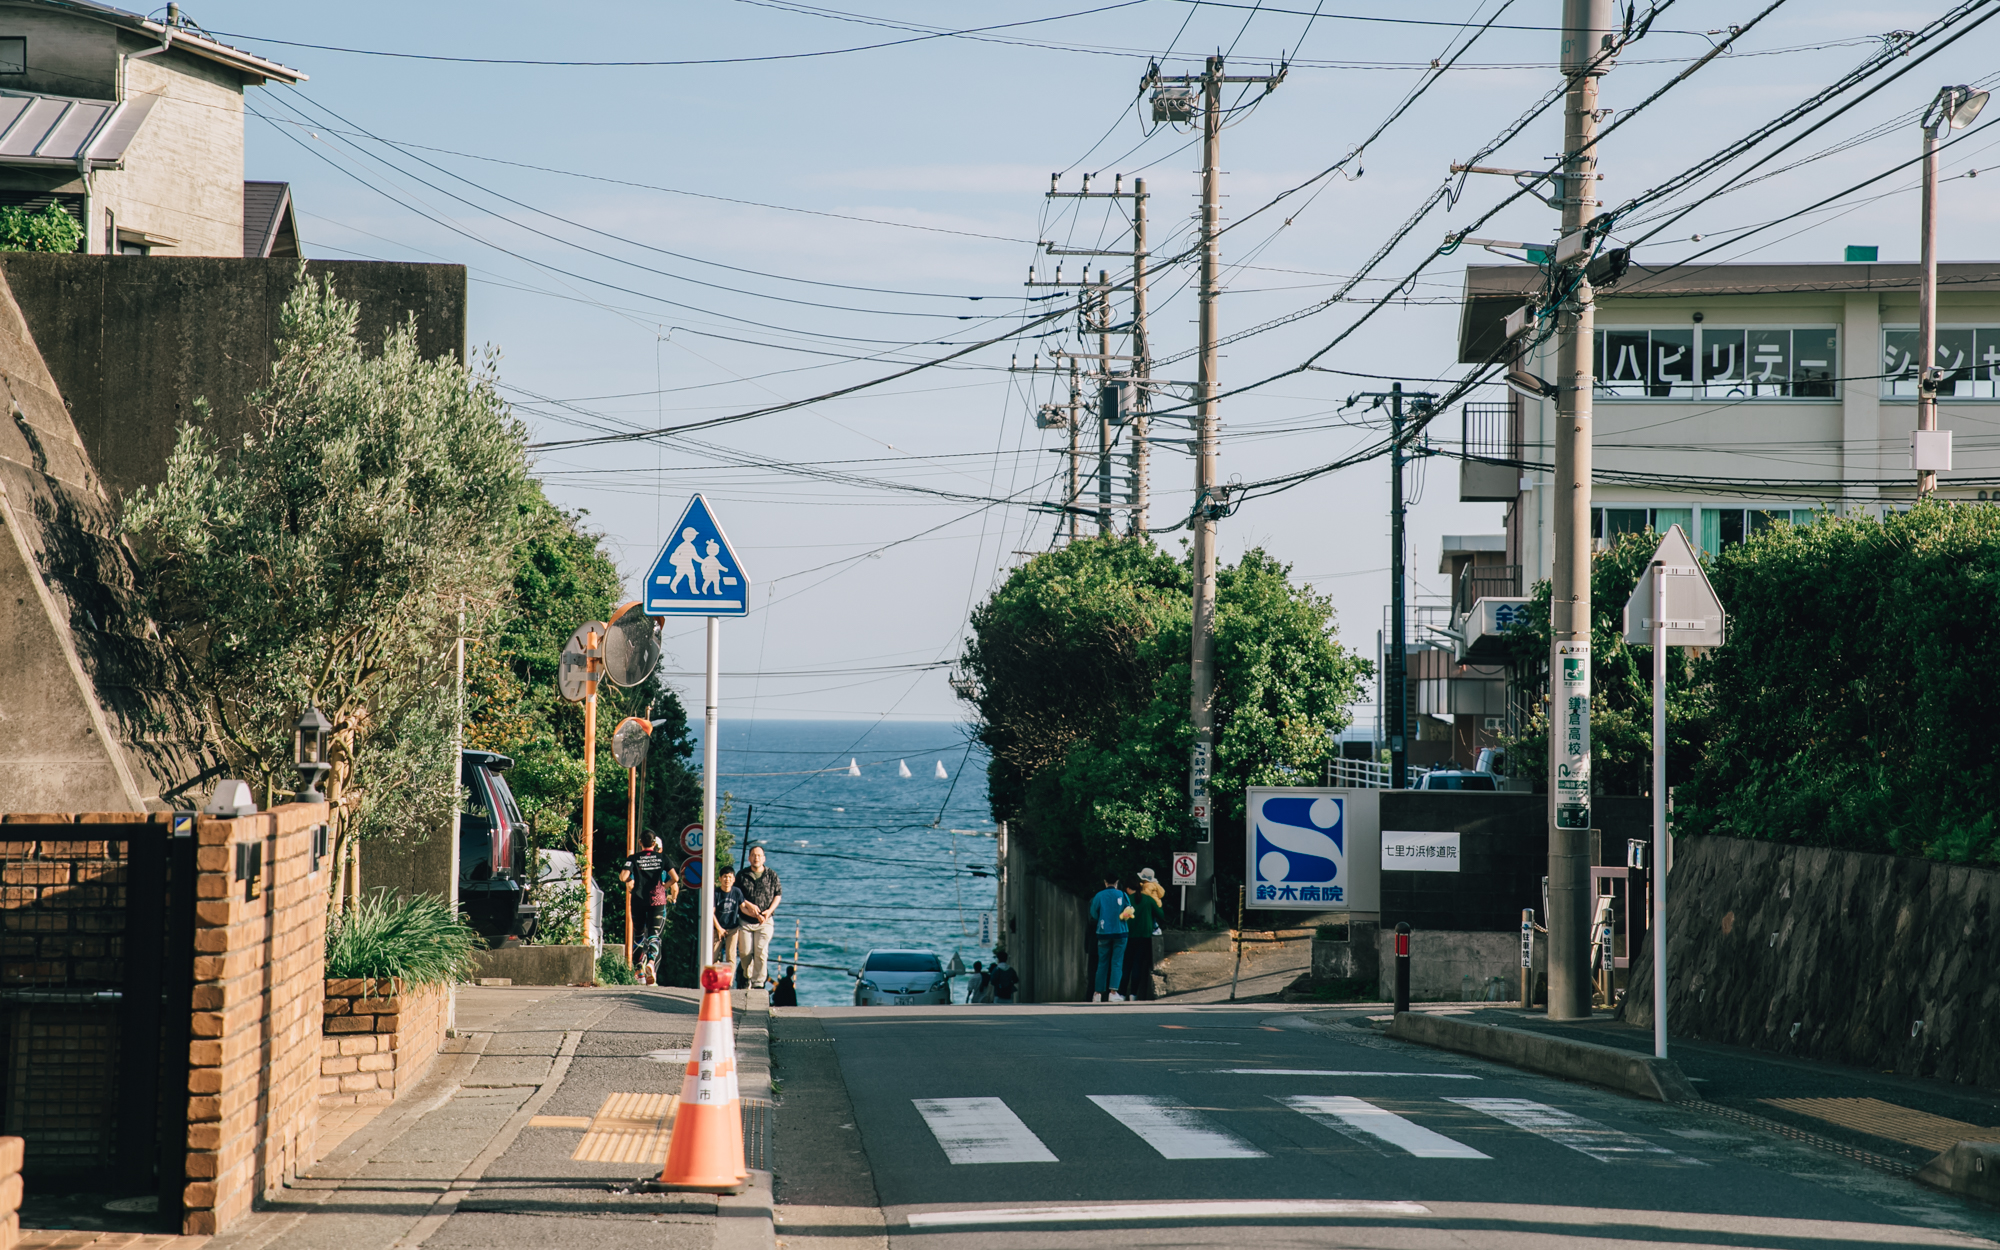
[{"left": 1548, "top": 0, "right": 1613, "bottom": 1020}]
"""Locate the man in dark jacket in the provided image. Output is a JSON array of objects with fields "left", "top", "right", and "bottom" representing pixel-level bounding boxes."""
[{"left": 734, "top": 843, "right": 783, "bottom": 989}]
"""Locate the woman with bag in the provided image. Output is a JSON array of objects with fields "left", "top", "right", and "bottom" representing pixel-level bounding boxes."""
[{"left": 1123, "top": 868, "right": 1166, "bottom": 1000}]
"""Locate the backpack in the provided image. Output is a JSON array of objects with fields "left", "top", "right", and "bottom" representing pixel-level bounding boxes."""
[{"left": 991, "top": 965, "right": 1019, "bottom": 997}]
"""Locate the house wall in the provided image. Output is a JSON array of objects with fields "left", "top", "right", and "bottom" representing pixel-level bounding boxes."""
[
  {"left": 96, "top": 37, "right": 248, "bottom": 257},
  {"left": 0, "top": 255, "right": 468, "bottom": 500},
  {"left": 0, "top": 4, "right": 120, "bottom": 99},
  {"left": 184, "top": 804, "right": 329, "bottom": 1235}
]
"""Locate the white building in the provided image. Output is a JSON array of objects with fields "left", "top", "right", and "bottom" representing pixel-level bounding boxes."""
[{"left": 1457, "top": 260, "right": 2000, "bottom": 580}]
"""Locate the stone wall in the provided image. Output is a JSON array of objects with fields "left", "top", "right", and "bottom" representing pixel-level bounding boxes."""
[
  {"left": 319, "top": 979, "right": 448, "bottom": 1108},
  {"left": 1623, "top": 835, "right": 2000, "bottom": 1089},
  {"left": 184, "top": 804, "right": 329, "bottom": 1235}
]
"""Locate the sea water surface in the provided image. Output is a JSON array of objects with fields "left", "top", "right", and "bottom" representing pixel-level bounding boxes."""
[{"left": 683, "top": 718, "right": 997, "bottom": 1007}]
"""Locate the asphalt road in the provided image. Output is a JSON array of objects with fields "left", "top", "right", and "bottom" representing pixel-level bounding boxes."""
[{"left": 773, "top": 1002, "right": 2000, "bottom": 1250}]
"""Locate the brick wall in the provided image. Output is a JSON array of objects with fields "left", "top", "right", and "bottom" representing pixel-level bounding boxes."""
[
  {"left": 319, "top": 979, "right": 447, "bottom": 1107},
  {"left": 0, "top": 1134, "right": 20, "bottom": 1250},
  {"left": 183, "top": 804, "right": 328, "bottom": 1236}
]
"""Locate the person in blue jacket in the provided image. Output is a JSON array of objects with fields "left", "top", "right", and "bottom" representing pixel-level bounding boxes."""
[{"left": 1088, "top": 874, "right": 1133, "bottom": 1003}]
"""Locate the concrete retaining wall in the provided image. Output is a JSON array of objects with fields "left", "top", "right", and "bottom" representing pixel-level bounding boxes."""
[
  {"left": 1387, "top": 1011, "right": 1696, "bottom": 1101},
  {"left": 1375, "top": 929, "right": 1533, "bottom": 1002},
  {"left": 469, "top": 944, "right": 592, "bottom": 987},
  {"left": 1623, "top": 835, "right": 2000, "bottom": 1089}
]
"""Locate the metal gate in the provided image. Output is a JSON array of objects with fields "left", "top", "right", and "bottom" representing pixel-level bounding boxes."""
[{"left": 0, "top": 818, "right": 196, "bottom": 1220}]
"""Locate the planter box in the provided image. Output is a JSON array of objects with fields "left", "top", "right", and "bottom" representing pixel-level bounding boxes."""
[{"left": 319, "top": 978, "right": 448, "bottom": 1108}]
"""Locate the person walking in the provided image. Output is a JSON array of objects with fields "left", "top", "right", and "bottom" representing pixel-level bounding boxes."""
[
  {"left": 968, "top": 960, "right": 995, "bottom": 1004},
  {"left": 619, "top": 829, "right": 674, "bottom": 985},
  {"left": 1089, "top": 873, "right": 1133, "bottom": 1003},
  {"left": 734, "top": 843, "right": 783, "bottom": 989},
  {"left": 712, "top": 864, "right": 743, "bottom": 969},
  {"left": 1123, "top": 867, "right": 1166, "bottom": 1000},
  {"left": 771, "top": 965, "right": 800, "bottom": 1007},
  {"left": 989, "top": 951, "right": 1019, "bottom": 1004}
]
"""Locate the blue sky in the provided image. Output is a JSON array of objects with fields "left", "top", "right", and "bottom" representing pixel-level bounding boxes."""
[{"left": 197, "top": 0, "right": 1998, "bottom": 720}]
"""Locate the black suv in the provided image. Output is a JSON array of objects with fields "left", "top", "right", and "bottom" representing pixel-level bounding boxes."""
[{"left": 461, "top": 750, "right": 539, "bottom": 939}]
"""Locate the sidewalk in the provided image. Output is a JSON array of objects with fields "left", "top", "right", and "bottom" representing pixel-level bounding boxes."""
[
  {"left": 21, "top": 985, "right": 774, "bottom": 1250},
  {"left": 1416, "top": 1004, "right": 2000, "bottom": 1173}
]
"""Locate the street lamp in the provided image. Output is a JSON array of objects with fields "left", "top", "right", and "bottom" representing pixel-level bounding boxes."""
[
  {"left": 1915, "top": 84, "right": 1988, "bottom": 496},
  {"left": 294, "top": 706, "right": 331, "bottom": 803}
]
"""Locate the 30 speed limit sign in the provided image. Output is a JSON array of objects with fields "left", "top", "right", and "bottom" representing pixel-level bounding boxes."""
[{"left": 1170, "top": 852, "right": 1197, "bottom": 885}]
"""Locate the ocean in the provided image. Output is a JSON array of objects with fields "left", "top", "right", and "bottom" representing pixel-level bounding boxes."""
[{"left": 683, "top": 718, "right": 998, "bottom": 1007}]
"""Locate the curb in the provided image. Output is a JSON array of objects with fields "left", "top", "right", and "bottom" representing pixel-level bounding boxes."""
[
  {"left": 1385, "top": 1010, "right": 1697, "bottom": 1102},
  {"left": 1916, "top": 1140, "right": 2000, "bottom": 1206},
  {"left": 729, "top": 988, "right": 775, "bottom": 1248}
]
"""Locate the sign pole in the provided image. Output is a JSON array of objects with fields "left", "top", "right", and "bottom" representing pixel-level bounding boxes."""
[
  {"left": 625, "top": 764, "right": 637, "bottom": 972},
  {"left": 700, "top": 616, "right": 719, "bottom": 976},
  {"left": 1652, "top": 558, "right": 1668, "bottom": 1058},
  {"left": 582, "top": 632, "right": 599, "bottom": 977}
]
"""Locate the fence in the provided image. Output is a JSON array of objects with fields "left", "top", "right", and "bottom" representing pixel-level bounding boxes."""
[
  {"left": 0, "top": 813, "right": 196, "bottom": 1216},
  {"left": 1455, "top": 563, "right": 1522, "bottom": 615}
]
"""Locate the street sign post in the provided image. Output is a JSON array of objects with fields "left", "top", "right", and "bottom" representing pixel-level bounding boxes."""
[
  {"left": 1171, "top": 851, "right": 1197, "bottom": 920},
  {"left": 646, "top": 494, "right": 754, "bottom": 980},
  {"left": 1620, "top": 524, "right": 1725, "bottom": 1060}
]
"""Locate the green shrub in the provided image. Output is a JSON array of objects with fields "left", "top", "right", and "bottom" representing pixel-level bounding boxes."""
[
  {"left": 537, "top": 878, "right": 586, "bottom": 945},
  {"left": 0, "top": 204, "right": 82, "bottom": 253},
  {"left": 324, "top": 892, "right": 481, "bottom": 987},
  {"left": 596, "top": 949, "right": 637, "bottom": 985}
]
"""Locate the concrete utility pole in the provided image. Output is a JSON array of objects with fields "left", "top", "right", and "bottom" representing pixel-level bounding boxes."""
[
  {"left": 1138, "top": 54, "right": 1281, "bottom": 920},
  {"left": 1097, "top": 269, "right": 1114, "bottom": 537},
  {"left": 1067, "top": 359, "right": 1082, "bottom": 542},
  {"left": 1130, "top": 177, "right": 1151, "bottom": 535},
  {"left": 1389, "top": 385, "right": 1410, "bottom": 790},
  {"left": 1547, "top": 0, "right": 1614, "bottom": 1021}
]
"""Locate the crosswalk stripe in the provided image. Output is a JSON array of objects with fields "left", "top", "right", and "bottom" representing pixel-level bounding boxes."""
[
  {"left": 913, "top": 1097, "right": 1059, "bottom": 1164},
  {"left": 1209, "top": 1069, "right": 1479, "bottom": 1078},
  {"left": 1446, "top": 1097, "right": 1702, "bottom": 1164},
  {"left": 1278, "top": 1095, "right": 1490, "bottom": 1159},
  {"left": 1088, "top": 1095, "right": 1269, "bottom": 1159}
]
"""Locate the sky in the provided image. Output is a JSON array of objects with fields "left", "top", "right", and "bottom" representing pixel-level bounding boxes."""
[{"left": 196, "top": 0, "right": 2000, "bottom": 723}]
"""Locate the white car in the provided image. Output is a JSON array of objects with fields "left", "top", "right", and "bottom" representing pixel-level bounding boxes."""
[{"left": 853, "top": 949, "right": 951, "bottom": 1006}]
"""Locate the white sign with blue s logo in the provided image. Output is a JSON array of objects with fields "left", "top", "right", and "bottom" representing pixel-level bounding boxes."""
[{"left": 1246, "top": 788, "right": 1347, "bottom": 908}]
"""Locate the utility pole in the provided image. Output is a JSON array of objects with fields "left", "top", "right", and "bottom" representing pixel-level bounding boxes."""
[
  {"left": 1348, "top": 385, "right": 1434, "bottom": 791},
  {"left": 1067, "top": 359, "right": 1082, "bottom": 542},
  {"left": 1142, "top": 55, "right": 1283, "bottom": 920},
  {"left": 1547, "top": 0, "right": 1614, "bottom": 1021},
  {"left": 1129, "top": 177, "right": 1151, "bottom": 534},
  {"left": 1097, "top": 269, "right": 1114, "bottom": 537},
  {"left": 1389, "top": 386, "right": 1409, "bottom": 790}
]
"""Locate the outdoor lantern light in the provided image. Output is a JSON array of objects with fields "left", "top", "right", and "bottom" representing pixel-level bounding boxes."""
[{"left": 294, "top": 705, "right": 331, "bottom": 803}]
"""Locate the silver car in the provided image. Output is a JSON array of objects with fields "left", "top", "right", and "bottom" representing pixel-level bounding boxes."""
[{"left": 853, "top": 949, "right": 951, "bottom": 1006}]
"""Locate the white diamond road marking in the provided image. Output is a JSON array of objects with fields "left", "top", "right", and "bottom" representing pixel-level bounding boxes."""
[
  {"left": 1088, "top": 1095, "right": 1269, "bottom": 1159},
  {"left": 912, "top": 1097, "right": 1059, "bottom": 1164},
  {"left": 1446, "top": 1097, "right": 1704, "bottom": 1164},
  {"left": 1279, "top": 1095, "right": 1490, "bottom": 1159}
]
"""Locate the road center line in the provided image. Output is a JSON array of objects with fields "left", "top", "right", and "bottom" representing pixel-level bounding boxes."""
[
  {"left": 912, "top": 1096, "right": 1059, "bottom": 1164},
  {"left": 1209, "top": 1069, "right": 1480, "bottom": 1077},
  {"left": 1088, "top": 1094, "right": 1269, "bottom": 1159},
  {"left": 906, "top": 1200, "right": 1432, "bottom": 1226}
]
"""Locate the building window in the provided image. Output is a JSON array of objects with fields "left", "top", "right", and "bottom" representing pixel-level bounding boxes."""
[
  {"left": 1591, "top": 506, "right": 1694, "bottom": 542},
  {"left": 1882, "top": 326, "right": 2000, "bottom": 399},
  {"left": 1594, "top": 327, "right": 1837, "bottom": 399},
  {"left": 1697, "top": 507, "right": 1817, "bottom": 555},
  {"left": 0, "top": 39, "right": 22, "bottom": 75}
]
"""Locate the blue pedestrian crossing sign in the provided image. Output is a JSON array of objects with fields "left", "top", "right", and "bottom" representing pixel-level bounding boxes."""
[{"left": 645, "top": 494, "right": 751, "bottom": 617}]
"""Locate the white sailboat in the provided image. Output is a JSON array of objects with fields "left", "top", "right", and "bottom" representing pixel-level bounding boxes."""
[
  {"left": 847, "top": 758, "right": 860, "bottom": 776},
  {"left": 934, "top": 760, "right": 948, "bottom": 779},
  {"left": 897, "top": 759, "right": 912, "bottom": 778}
]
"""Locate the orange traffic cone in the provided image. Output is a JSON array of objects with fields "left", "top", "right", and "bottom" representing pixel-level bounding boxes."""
[{"left": 654, "top": 964, "right": 748, "bottom": 1192}]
